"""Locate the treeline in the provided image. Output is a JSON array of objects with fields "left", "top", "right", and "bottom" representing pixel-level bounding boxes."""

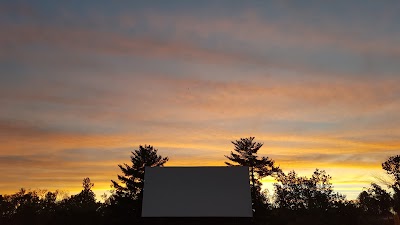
[{"left": 0, "top": 137, "right": 399, "bottom": 225}]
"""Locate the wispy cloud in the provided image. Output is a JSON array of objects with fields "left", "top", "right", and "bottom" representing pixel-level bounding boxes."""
[
  {"left": 143, "top": 10, "right": 400, "bottom": 59},
  {"left": 0, "top": 24, "right": 268, "bottom": 67},
  {"left": 1, "top": 1, "right": 400, "bottom": 199},
  {"left": 3, "top": 9, "right": 399, "bottom": 75}
]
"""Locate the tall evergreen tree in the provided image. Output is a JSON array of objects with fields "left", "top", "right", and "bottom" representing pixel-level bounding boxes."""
[
  {"left": 225, "top": 137, "right": 280, "bottom": 214},
  {"left": 111, "top": 145, "right": 168, "bottom": 217}
]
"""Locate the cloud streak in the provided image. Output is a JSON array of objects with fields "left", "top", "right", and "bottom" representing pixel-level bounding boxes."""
[{"left": 1, "top": 1, "right": 400, "bottom": 199}]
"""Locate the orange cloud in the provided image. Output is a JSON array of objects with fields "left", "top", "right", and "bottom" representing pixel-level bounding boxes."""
[{"left": 1, "top": 7, "right": 399, "bottom": 200}]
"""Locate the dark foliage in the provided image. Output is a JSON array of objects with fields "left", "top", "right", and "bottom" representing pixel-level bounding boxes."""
[
  {"left": 382, "top": 155, "right": 400, "bottom": 214},
  {"left": 1, "top": 144, "right": 399, "bottom": 225},
  {"left": 270, "top": 169, "right": 395, "bottom": 225},
  {"left": 109, "top": 145, "right": 168, "bottom": 221},
  {"left": 225, "top": 137, "right": 280, "bottom": 216},
  {"left": 0, "top": 178, "right": 101, "bottom": 225},
  {"left": 273, "top": 169, "right": 345, "bottom": 211},
  {"left": 358, "top": 183, "right": 392, "bottom": 216}
]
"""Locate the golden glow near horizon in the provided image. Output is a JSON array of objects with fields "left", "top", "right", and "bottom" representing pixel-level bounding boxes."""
[{"left": 1, "top": 1, "right": 400, "bottom": 200}]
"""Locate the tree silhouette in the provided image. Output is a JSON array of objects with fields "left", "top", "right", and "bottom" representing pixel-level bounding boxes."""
[
  {"left": 382, "top": 155, "right": 400, "bottom": 214},
  {"left": 111, "top": 145, "right": 168, "bottom": 217},
  {"left": 57, "top": 177, "right": 100, "bottom": 225},
  {"left": 358, "top": 183, "right": 392, "bottom": 216},
  {"left": 1, "top": 152, "right": 398, "bottom": 225},
  {"left": 225, "top": 137, "right": 280, "bottom": 214},
  {"left": 0, "top": 188, "right": 66, "bottom": 225},
  {"left": 274, "top": 169, "right": 345, "bottom": 211},
  {"left": 68, "top": 177, "right": 97, "bottom": 208},
  {"left": 4, "top": 189, "right": 41, "bottom": 225}
]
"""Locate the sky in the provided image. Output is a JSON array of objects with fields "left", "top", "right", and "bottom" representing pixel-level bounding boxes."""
[{"left": 1, "top": 0, "right": 400, "bottom": 200}]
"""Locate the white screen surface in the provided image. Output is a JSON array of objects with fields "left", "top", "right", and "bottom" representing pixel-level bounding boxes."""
[{"left": 141, "top": 166, "right": 252, "bottom": 217}]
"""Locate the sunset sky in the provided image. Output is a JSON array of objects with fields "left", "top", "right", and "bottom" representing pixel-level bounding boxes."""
[{"left": 1, "top": 0, "right": 400, "bottom": 200}]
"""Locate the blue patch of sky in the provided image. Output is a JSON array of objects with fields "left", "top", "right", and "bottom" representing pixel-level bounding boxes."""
[
  {"left": 15, "top": 0, "right": 400, "bottom": 33},
  {"left": 0, "top": 61, "right": 33, "bottom": 86}
]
